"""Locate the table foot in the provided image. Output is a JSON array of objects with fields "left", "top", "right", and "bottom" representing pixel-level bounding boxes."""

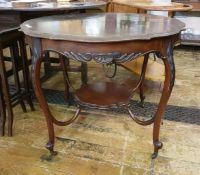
[{"left": 46, "top": 142, "right": 58, "bottom": 156}]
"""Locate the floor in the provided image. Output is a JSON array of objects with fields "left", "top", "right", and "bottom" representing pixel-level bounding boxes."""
[{"left": 0, "top": 47, "right": 200, "bottom": 175}]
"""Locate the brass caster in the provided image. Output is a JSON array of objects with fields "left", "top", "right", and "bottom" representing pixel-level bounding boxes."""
[
  {"left": 154, "top": 141, "right": 163, "bottom": 150},
  {"left": 152, "top": 140, "right": 163, "bottom": 159}
]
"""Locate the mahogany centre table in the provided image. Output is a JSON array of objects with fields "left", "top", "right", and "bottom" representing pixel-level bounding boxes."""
[{"left": 20, "top": 13, "right": 185, "bottom": 158}]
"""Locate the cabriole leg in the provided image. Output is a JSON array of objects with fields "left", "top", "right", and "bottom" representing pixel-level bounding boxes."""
[
  {"left": 31, "top": 38, "right": 57, "bottom": 156},
  {"left": 152, "top": 45, "right": 175, "bottom": 159}
]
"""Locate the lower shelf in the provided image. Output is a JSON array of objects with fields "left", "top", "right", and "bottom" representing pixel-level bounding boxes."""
[{"left": 75, "top": 82, "right": 132, "bottom": 108}]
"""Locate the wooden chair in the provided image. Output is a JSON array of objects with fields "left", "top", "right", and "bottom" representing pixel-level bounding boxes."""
[{"left": 0, "top": 26, "right": 34, "bottom": 136}]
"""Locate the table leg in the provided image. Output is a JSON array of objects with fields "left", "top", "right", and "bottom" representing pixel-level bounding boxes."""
[
  {"left": 31, "top": 38, "right": 57, "bottom": 156},
  {"left": 31, "top": 39, "right": 82, "bottom": 155},
  {"left": 152, "top": 44, "right": 175, "bottom": 159}
]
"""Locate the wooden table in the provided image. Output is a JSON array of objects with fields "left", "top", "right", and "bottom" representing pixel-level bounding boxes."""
[
  {"left": 0, "top": 0, "right": 107, "bottom": 24},
  {"left": 20, "top": 13, "right": 184, "bottom": 158}
]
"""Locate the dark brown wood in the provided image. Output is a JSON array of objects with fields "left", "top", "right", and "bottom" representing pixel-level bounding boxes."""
[
  {"left": 21, "top": 13, "right": 184, "bottom": 158},
  {"left": 19, "top": 35, "right": 35, "bottom": 111},
  {"left": 10, "top": 42, "right": 27, "bottom": 112},
  {"left": 0, "top": 26, "right": 34, "bottom": 136},
  {"left": 31, "top": 38, "right": 56, "bottom": 155}
]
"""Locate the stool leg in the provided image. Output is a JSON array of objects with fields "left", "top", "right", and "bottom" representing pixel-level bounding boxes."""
[
  {"left": 10, "top": 43, "right": 27, "bottom": 112},
  {"left": 19, "top": 38, "right": 34, "bottom": 111},
  {"left": 60, "top": 55, "right": 70, "bottom": 100},
  {"left": 139, "top": 54, "right": 149, "bottom": 107},
  {"left": 0, "top": 46, "right": 14, "bottom": 136},
  {"left": 0, "top": 79, "right": 6, "bottom": 136}
]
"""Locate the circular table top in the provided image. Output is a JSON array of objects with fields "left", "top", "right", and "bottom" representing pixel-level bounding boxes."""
[
  {"left": 0, "top": 0, "right": 106, "bottom": 11},
  {"left": 20, "top": 13, "right": 185, "bottom": 42}
]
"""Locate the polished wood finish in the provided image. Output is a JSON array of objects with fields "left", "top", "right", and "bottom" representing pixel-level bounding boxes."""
[
  {"left": 75, "top": 82, "right": 131, "bottom": 107},
  {"left": 21, "top": 13, "right": 184, "bottom": 41},
  {"left": 20, "top": 13, "right": 184, "bottom": 158}
]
